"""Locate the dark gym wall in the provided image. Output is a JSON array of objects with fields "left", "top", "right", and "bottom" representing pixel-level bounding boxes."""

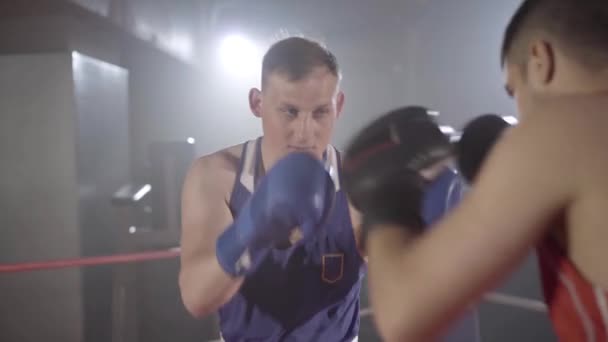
[
  {"left": 1, "top": 1, "right": 558, "bottom": 341},
  {"left": 0, "top": 3, "right": 209, "bottom": 342},
  {"left": 404, "top": 0, "right": 519, "bottom": 128},
  {"left": 73, "top": 52, "right": 131, "bottom": 342},
  {"left": 0, "top": 53, "right": 83, "bottom": 342}
]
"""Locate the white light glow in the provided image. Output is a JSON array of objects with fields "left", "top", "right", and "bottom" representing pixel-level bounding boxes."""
[
  {"left": 450, "top": 134, "right": 462, "bottom": 143},
  {"left": 219, "top": 34, "right": 260, "bottom": 75},
  {"left": 133, "top": 184, "right": 151, "bottom": 202},
  {"left": 129, "top": 226, "right": 136, "bottom": 234},
  {"left": 187, "top": 137, "right": 195, "bottom": 144},
  {"left": 440, "top": 125, "right": 455, "bottom": 134},
  {"left": 427, "top": 110, "right": 440, "bottom": 116},
  {"left": 134, "top": 20, "right": 154, "bottom": 40},
  {"left": 502, "top": 115, "right": 519, "bottom": 125},
  {"left": 72, "top": 51, "right": 125, "bottom": 76},
  {"left": 166, "top": 33, "right": 193, "bottom": 60}
]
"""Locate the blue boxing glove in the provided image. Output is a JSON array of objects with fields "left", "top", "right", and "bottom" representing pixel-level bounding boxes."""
[
  {"left": 216, "top": 152, "right": 335, "bottom": 277},
  {"left": 422, "top": 167, "right": 466, "bottom": 226}
]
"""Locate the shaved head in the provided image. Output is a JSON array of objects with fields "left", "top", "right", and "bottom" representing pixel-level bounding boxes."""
[{"left": 501, "top": 0, "right": 608, "bottom": 69}]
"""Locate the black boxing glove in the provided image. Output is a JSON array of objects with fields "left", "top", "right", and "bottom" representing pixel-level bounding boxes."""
[
  {"left": 456, "top": 114, "right": 512, "bottom": 183},
  {"left": 342, "top": 106, "right": 454, "bottom": 239}
]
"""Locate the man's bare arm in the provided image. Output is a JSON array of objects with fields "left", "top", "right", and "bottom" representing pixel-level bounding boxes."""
[
  {"left": 366, "top": 111, "right": 579, "bottom": 341},
  {"left": 179, "top": 156, "right": 243, "bottom": 318}
]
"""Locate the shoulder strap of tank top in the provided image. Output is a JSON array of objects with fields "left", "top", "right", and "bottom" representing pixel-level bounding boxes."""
[
  {"left": 324, "top": 145, "right": 341, "bottom": 192},
  {"left": 236, "top": 141, "right": 339, "bottom": 194},
  {"left": 234, "top": 139, "right": 258, "bottom": 194},
  {"left": 253, "top": 137, "right": 264, "bottom": 186}
]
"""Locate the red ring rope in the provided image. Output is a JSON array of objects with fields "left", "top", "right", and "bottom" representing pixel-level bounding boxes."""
[
  {"left": 0, "top": 248, "right": 181, "bottom": 273},
  {"left": 0, "top": 248, "right": 549, "bottom": 314}
]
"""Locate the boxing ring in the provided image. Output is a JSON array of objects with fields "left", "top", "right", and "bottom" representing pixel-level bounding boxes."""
[
  {"left": 0, "top": 89, "right": 549, "bottom": 342},
  {"left": 0, "top": 51, "right": 554, "bottom": 342},
  {"left": 0, "top": 244, "right": 548, "bottom": 342}
]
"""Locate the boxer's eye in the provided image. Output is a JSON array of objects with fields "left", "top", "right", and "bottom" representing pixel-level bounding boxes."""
[
  {"left": 281, "top": 106, "right": 299, "bottom": 118},
  {"left": 313, "top": 107, "right": 329, "bottom": 119}
]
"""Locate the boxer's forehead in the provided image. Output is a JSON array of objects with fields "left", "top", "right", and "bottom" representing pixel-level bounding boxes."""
[{"left": 263, "top": 67, "right": 340, "bottom": 107}]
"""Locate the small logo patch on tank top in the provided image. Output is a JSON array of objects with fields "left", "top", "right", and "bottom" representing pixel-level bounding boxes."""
[{"left": 322, "top": 253, "right": 344, "bottom": 284}]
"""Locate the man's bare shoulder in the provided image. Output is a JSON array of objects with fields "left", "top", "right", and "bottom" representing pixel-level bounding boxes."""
[
  {"left": 552, "top": 96, "right": 608, "bottom": 161},
  {"left": 540, "top": 96, "right": 608, "bottom": 197},
  {"left": 195, "top": 143, "right": 244, "bottom": 174},
  {"left": 186, "top": 143, "right": 245, "bottom": 199},
  {"left": 526, "top": 94, "right": 608, "bottom": 131},
  {"left": 536, "top": 96, "right": 608, "bottom": 288},
  {"left": 520, "top": 96, "right": 608, "bottom": 171}
]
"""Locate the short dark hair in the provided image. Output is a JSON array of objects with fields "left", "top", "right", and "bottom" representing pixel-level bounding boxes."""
[
  {"left": 501, "top": 0, "right": 608, "bottom": 68},
  {"left": 261, "top": 37, "right": 340, "bottom": 87}
]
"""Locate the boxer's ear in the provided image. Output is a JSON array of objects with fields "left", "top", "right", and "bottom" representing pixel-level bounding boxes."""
[
  {"left": 335, "top": 91, "right": 345, "bottom": 118},
  {"left": 527, "top": 40, "right": 555, "bottom": 87},
  {"left": 249, "top": 88, "right": 262, "bottom": 118}
]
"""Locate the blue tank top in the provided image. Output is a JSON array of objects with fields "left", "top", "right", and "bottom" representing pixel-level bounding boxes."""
[{"left": 218, "top": 138, "right": 365, "bottom": 342}]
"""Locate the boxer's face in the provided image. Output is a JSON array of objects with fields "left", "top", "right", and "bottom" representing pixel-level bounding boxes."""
[{"left": 249, "top": 67, "right": 344, "bottom": 162}]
